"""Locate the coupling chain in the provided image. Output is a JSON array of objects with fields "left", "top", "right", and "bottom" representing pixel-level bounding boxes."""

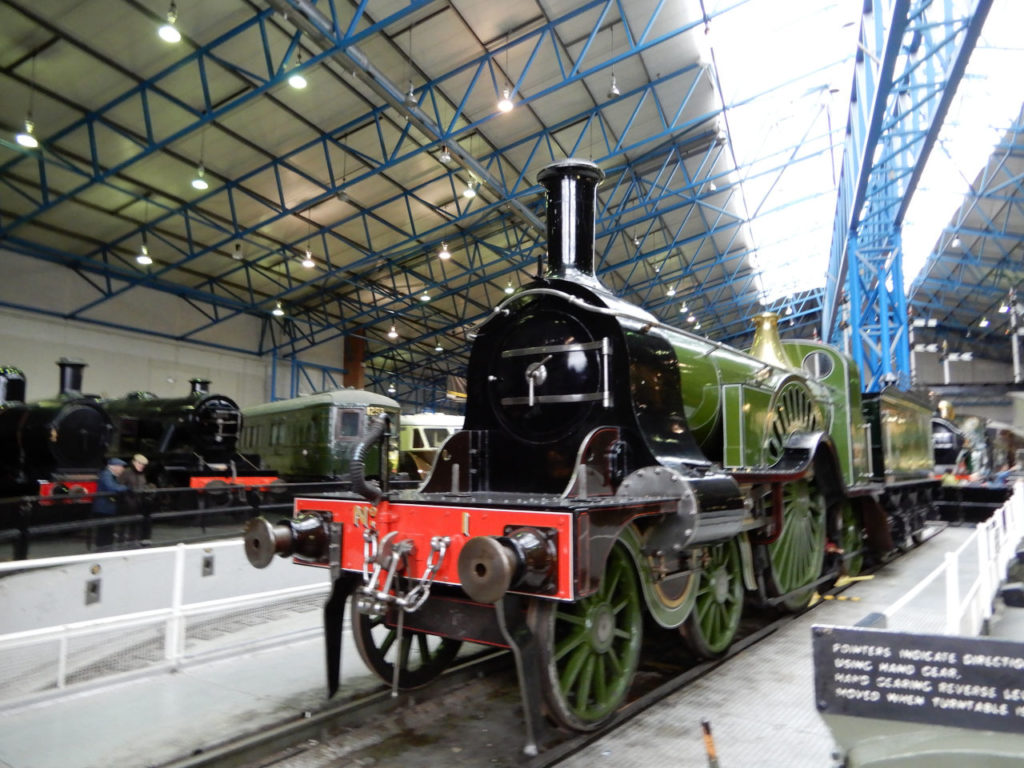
[
  {"left": 358, "top": 528, "right": 449, "bottom": 614},
  {"left": 401, "top": 536, "right": 450, "bottom": 612}
]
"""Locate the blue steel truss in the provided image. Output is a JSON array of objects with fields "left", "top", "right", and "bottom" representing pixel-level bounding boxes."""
[
  {"left": 2, "top": 0, "right": 1003, "bottom": 407},
  {"left": 823, "top": 0, "right": 993, "bottom": 391}
]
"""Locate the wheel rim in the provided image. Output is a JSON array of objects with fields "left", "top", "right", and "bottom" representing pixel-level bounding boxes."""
[
  {"left": 351, "top": 600, "right": 461, "bottom": 690},
  {"left": 536, "top": 544, "right": 642, "bottom": 729},
  {"left": 768, "top": 478, "right": 826, "bottom": 610},
  {"left": 839, "top": 502, "right": 863, "bottom": 577},
  {"left": 682, "top": 539, "right": 744, "bottom": 657}
]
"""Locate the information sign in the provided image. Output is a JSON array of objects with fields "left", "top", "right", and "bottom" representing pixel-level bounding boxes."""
[{"left": 813, "top": 625, "right": 1024, "bottom": 735}]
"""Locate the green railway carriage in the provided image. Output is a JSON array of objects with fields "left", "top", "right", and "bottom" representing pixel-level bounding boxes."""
[
  {"left": 397, "top": 412, "right": 463, "bottom": 480},
  {"left": 240, "top": 389, "right": 400, "bottom": 481}
]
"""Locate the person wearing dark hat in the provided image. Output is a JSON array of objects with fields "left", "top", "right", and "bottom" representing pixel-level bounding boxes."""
[
  {"left": 93, "top": 458, "right": 128, "bottom": 550},
  {"left": 120, "top": 454, "right": 150, "bottom": 545}
]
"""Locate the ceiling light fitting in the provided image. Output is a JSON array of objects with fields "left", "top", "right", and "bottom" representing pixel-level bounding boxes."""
[
  {"left": 439, "top": 145, "right": 451, "bottom": 164},
  {"left": 288, "top": 52, "right": 307, "bottom": 89},
  {"left": 505, "top": 280, "right": 514, "bottom": 295},
  {"left": 301, "top": 249, "right": 315, "bottom": 268},
  {"left": 136, "top": 242, "right": 152, "bottom": 266},
  {"left": 979, "top": 317, "right": 990, "bottom": 328},
  {"left": 387, "top": 323, "right": 398, "bottom": 340},
  {"left": 607, "top": 72, "right": 620, "bottom": 99},
  {"left": 434, "top": 339, "right": 443, "bottom": 352},
  {"left": 438, "top": 242, "right": 451, "bottom": 260},
  {"left": 420, "top": 290, "right": 431, "bottom": 301},
  {"left": 272, "top": 302, "right": 285, "bottom": 317},
  {"left": 666, "top": 286, "right": 676, "bottom": 297},
  {"left": 16, "top": 118, "right": 38, "bottom": 148},
  {"left": 463, "top": 180, "right": 477, "bottom": 199},
  {"left": 404, "top": 82, "right": 418, "bottom": 108},
  {"left": 158, "top": 1, "right": 181, "bottom": 43},
  {"left": 233, "top": 242, "right": 244, "bottom": 260},
  {"left": 497, "top": 86, "right": 514, "bottom": 113},
  {"left": 191, "top": 162, "right": 208, "bottom": 190},
  {"left": 386, "top": 383, "right": 397, "bottom": 395}
]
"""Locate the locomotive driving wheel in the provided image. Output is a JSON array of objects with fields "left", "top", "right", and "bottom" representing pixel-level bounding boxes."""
[
  {"left": 679, "top": 539, "right": 744, "bottom": 659},
  {"left": 351, "top": 600, "right": 462, "bottom": 689},
  {"left": 531, "top": 543, "right": 643, "bottom": 730},
  {"left": 766, "top": 477, "right": 827, "bottom": 612}
]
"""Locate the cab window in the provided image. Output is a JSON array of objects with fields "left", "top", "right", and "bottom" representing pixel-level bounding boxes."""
[{"left": 336, "top": 409, "right": 362, "bottom": 440}]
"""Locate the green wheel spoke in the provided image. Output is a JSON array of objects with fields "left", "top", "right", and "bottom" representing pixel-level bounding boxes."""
[
  {"left": 556, "top": 609, "right": 587, "bottom": 627},
  {"left": 594, "top": 655, "right": 609, "bottom": 702},
  {"left": 561, "top": 642, "right": 592, "bottom": 692},
  {"left": 555, "top": 626, "right": 589, "bottom": 662},
  {"left": 575, "top": 655, "right": 595, "bottom": 711}
]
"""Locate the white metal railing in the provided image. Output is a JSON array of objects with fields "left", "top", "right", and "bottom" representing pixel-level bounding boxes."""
[
  {"left": 0, "top": 539, "right": 330, "bottom": 710},
  {"left": 879, "top": 480, "right": 1023, "bottom": 636}
]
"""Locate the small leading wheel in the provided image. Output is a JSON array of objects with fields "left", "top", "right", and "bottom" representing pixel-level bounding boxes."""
[
  {"left": 532, "top": 543, "right": 643, "bottom": 730},
  {"left": 680, "top": 539, "right": 744, "bottom": 659},
  {"left": 351, "top": 600, "right": 462, "bottom": 689},
  {"left": 767, "top": 477, "right": 827, "bottom": 612}
]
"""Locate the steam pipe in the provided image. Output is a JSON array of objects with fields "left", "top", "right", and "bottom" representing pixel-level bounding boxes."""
[{"left": 350, "top": 415, "right": 388, "bottom": 504}]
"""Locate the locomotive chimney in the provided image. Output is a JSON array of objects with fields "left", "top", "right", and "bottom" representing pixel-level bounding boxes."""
[
  {"left": 536, "top": 159, "right": 605, "bottom": 281},
  {"left": 57, "top": 358, "right": 87, "bottom": 395},
  {"left": 190, "top": 378, "right": 211, "bottom": 395},
  {"left": 0, "top": 366, "right": 27, "bottom": 403},
  {"left": 749, "top": 313, "right": 796, "bottom": 370}
]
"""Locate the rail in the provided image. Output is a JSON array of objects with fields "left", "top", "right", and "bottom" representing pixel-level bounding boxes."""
[
  {"left": 0, "top": 539, "right": 329, "bottom": 710},
  {"left": 875, "top": 480, "right": 1023, "bottom": 636}
]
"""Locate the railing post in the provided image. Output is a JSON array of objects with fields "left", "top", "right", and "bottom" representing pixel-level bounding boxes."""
[
  {"left": 165, "top": 543, "right": 186, "bottom": 667},
  {"left": 944, "top": 550, "right": 960, "bottom": 635},
  {"left": 977, "top": 520, "right": 993, "bottom": 633},
  {"left": 57, "top": 633, "right": 68, "bottom": 689}
]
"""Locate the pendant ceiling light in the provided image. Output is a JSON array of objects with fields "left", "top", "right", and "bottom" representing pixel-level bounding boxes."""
[
  {"left": 158, "top": 1, "right": 181, "bottom": 43},
  {"left": 288, "top": 52, "right": 307, "bottom": 89},
  {"left": 15, "top": 119, "right": 38, "bottom": 149},
  {"left": 16, "top": 58, "right": 39, "bottom": 148},
  {"left": 191, "top": 162, "right": 208, "bottom": 190}
]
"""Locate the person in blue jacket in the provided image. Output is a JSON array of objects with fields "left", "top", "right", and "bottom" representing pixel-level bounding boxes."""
[{"left": 93, "top": 457, "right": 128, "bottom": 550}]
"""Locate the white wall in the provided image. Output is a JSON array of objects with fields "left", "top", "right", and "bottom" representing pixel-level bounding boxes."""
[{"left": 0, "top": 251, "right": 345, "bottom": 406}]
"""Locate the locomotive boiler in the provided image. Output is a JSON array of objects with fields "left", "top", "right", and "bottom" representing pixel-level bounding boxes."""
[
  {"left": 244, "top": 159, "right": 937, "bottom": 751},
  {"left": 0, "top": 359, "right": 112, "bottom": 499},
  {"left": 104, "top": 378, "right": 245, "bottom": 488}
]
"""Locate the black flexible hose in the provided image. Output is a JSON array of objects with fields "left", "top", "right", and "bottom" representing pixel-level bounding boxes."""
[{"left": 350, "top": 415, "right": 388, "bottom": 504}]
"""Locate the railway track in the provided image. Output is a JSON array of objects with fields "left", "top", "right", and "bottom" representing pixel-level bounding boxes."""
[
  {"left": 153, "top": 526, "right": 950, "bottom": 768},
  {"left": 152, "top": 596, "right": 842, "bottom": 768}
]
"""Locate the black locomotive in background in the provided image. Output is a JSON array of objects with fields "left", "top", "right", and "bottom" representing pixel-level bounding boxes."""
[
  {"left": 0, "top": 360, "right": 270, "bottom": 537},
  {"left": 0, "top": 359, "right": 111, "bottom": 499}
]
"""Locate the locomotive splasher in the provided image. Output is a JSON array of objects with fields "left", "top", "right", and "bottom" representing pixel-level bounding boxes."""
[{"left": 244, "top": 159, "right": 904, "bottom": 753}]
